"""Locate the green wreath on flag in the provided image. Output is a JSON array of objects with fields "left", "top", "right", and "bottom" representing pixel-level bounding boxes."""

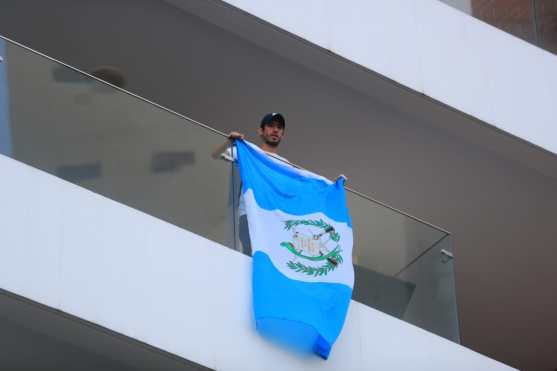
[{"left": 286, "top": 249, "right": 344, "bottom": 277}]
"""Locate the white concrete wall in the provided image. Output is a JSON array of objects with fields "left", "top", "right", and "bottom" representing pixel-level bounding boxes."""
[
  {"left": 0, "top": 155, "right": 515, "bottom": 370},
  {"left": 220, "top": 0, "right": 557, "bottom": 156}
]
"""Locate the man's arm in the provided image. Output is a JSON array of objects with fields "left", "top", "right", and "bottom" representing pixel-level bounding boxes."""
[{"left": 211, "top": 131, "right": 245, "bottom": 159}]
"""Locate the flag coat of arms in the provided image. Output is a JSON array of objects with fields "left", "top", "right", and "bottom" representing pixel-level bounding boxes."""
[{"left": 235, "top": 140, "right": 354, "bottom": 359}]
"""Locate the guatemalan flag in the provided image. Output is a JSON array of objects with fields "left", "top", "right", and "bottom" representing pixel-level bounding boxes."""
[{"left": 235, "top": 140, "right": 354, "bottom": 359}]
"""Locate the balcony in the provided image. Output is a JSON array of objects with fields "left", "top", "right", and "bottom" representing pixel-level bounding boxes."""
[
  {"left": 0, "top": 32, "right": 459, "bottom": 337},
  {"left": 0, "top": 35, "right": 515, "bottom": 370}
]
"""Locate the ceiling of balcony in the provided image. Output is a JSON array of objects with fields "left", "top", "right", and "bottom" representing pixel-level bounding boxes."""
[{"left": 0, "top": 290, "right": 211, "bottom": 371}]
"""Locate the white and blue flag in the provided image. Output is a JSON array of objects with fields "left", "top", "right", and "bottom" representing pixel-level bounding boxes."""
[{"left": 235, "top": 140, "right": 354, "bottom": 359}]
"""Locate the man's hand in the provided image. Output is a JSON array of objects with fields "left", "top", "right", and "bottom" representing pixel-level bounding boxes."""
[
  {"left": 212, "top": 131, "right": 244, "bottom": 159},
  {"left": 228, "top": 131, "right": 245, "bottom": 140}
]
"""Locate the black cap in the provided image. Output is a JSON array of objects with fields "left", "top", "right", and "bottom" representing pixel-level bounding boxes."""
[{"left": 260, "top": 112, "right": 285, "bottom": 129}]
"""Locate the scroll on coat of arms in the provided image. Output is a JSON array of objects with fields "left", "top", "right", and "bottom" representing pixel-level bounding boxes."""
[{"left": 235, "top": 140, "right": 354, "bottom": 359}]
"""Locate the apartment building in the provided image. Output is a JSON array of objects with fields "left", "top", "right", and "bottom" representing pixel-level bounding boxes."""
[{"left": 0, "top": 1, "right": 555, "bottom": 370}]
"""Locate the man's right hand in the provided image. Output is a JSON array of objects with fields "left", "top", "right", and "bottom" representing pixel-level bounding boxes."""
[
  {"left": 212, "top": 131, "right": 244, "bottom": 159},
  {"left": 228, "top": 131, "right": 245, "bottom": 140}
]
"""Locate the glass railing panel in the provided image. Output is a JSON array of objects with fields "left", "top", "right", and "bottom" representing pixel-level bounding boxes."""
[
  {"left": 348, "top": 191, "right": 446, "bottom": 277},
  {"left": 0, "top": 35, "right": 458, "bottom": 342},
  {"left": 397, "top": 235, "right": 460, "bottom": 342},
  {"left": 0, "top": 37, "right": 235, "bottom": 249},
  {"left": 347, "top": 191, "right": 458, "bottom": 341}
]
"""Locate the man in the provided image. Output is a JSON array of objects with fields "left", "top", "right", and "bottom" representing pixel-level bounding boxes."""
[
  {"left": 212, "top": 113, "right": 288, "bottom": 255},
  {"left": 211, "top": 112, "right": 287, "bottom": 162}
]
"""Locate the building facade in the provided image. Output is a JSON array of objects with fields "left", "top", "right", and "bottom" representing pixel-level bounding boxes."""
[{"left": 1, "top": 1, "right": 556, "bottom": 370}]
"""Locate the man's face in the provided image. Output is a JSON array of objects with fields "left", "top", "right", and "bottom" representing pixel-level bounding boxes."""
[{"left": 258, "top": 121, "right": 285, "bottom": 147}]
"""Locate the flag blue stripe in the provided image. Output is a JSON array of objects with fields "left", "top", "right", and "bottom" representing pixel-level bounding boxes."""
[
  {"left": 235, "top": 140, "right": 351, "bottom": 226},
  {"left": 253, "top": 251, "right": 352, "bottom": 359}
]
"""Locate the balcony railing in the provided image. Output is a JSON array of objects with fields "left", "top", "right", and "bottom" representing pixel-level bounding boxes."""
[{"left": 0, "top": 35, "right": 459, "bottom": 342}]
